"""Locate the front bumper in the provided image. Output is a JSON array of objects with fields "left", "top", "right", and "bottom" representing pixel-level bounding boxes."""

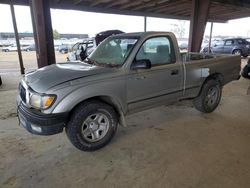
[{"left": 17, "top": 103, "right": 68, "bottom": 135}]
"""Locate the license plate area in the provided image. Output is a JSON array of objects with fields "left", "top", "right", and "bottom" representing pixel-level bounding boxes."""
[{"left": 18, "top": 112, "right": 27, "bottom": 129}]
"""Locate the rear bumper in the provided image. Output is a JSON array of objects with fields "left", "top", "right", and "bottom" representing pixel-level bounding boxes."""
[{"left": 17, "top": 103, "right": 68, "bottom": 135}]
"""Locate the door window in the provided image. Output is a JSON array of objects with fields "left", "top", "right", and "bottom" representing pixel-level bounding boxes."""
[
  {"left": 225, "top": 40, "right": 234, "bottom": 46},
  {"left": 237, "top": 39, "right": 248, "bottom": 45},
  {"left": 135, "top": 37, "right": 175, "bottom": 66}
]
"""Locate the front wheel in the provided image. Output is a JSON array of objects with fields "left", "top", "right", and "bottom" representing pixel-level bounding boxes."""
[
  {"left": 66, "top": 100, "right": 118, "bottom": 151},
  {"left": 193, "top": 79, "right": 222, "bottom": 113}
]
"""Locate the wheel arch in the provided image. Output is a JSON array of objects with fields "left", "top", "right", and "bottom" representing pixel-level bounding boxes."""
[
  {"left": 68, "top": 95, "right": 126, "bottom": 127},
  {"left": 204, "top": 73, "right": 224, "bottom": 85},
  {"left": 197, "top": 73, "right": 224, "bottom": 97}
]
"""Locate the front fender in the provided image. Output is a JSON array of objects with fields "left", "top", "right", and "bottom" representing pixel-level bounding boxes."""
[{"left": 51, "top": 81, "right": 127, "bottom": 114}]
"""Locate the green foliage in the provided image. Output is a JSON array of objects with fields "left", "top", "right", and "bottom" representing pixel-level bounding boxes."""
[{"left": 53, "top": 29, "right": 60, "bottom": 39}]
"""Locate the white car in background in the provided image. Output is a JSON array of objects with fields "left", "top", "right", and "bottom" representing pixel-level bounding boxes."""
[
  {"left": 2, "top": 44, "right": 31, "bottom": 52},
  {"left": 2, "top": 45, "right": 17, "bottom": 52}
]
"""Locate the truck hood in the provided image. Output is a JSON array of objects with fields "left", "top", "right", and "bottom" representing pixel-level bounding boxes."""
[{"left": 25, "top": 62, "right": 113, "bottom": 93}]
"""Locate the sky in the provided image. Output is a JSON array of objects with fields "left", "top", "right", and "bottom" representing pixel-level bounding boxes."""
[{"left": 0, "top": 4, "right": 250, "bottom": 38}]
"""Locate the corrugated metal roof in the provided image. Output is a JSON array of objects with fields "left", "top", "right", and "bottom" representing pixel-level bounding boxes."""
[{"left": 1, "top": 0, "right": 250, "bottom": 22}]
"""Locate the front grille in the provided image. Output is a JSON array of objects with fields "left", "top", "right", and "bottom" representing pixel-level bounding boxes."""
[{"left": 19, "top": 84, "right": 26, "bottom": 103}]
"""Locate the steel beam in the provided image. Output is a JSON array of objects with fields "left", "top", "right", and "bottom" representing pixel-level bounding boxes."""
[
  {"left": 208, "top": 22, "right": 213, "bottom": 53},
  {"left": 29, "top": 0, "right": 39, "bottom": 68},
  {"left": 188, "top": 0, "right": 211, "bottom": 52},
  {"left": 30, "top": 0, "right": 55, "bottom": 68},
  {"left": 10, "top": 2, "right": 25, "bottom": 74}
]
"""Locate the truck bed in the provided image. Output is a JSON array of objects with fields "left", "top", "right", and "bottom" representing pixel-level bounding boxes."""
[{"left": 180, "top": 52, "right": 241, "bottom": 99}]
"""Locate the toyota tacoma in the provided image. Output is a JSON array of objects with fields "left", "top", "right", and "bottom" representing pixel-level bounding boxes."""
[{"left": 17, "top": 32, "right": 241, "bottom": 151}]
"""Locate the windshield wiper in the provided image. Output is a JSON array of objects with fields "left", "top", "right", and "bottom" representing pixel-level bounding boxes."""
[
  {"left": 84, "top": 57, "right": 99, "bottom": 66},
  {"left": 84, "top": 58, "right": 120, "bottom": 68},
  {"left": 100, "top": 62, "right": 120, "bottom": 68}
]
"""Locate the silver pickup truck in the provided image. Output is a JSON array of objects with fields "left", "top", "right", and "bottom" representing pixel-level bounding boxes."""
[{"left": 17, "top": 32, "right": 241, "bottom": 151}]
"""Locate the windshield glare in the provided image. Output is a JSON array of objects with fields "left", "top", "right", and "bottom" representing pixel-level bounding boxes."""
[{"left": 89, "top": 37, "right": 138, "bottom": 66}]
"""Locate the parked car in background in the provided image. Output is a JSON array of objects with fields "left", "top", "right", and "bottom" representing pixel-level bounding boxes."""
[
  {"left": 95, "top": 30, "right": 124, "bottom": 45},
  {"left": 23, "top": 44, "right": 36, "bottom": 51},
  {"left": 58, "top": 44, "right": 73, "bottom": 54},
  {"left": 2, "top": 44, "right": 35, "bottom": 52},
  {"left": 67, "top": 40, "right": 94, "bottom": 61},
  {"left": 2, "top": 45, "right": 17, "bottom": 52},
  {"left": 67, "top": 30, "right": 124, "bottom": 61},
  {"left": 201, "top": 41, "right": 219, "bottom": 53},
  {"left": 54, "top": 44, "right": 60, "bottom": 51},
  {"left": 179, "top": 42, "right": 188, "bottom": 51},
  {"left": 201, "top": 38, "right": 250, "bottom": 57}
]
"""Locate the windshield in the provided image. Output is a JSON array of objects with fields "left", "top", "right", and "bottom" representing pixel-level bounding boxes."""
[{"left": 88, "top": 37, "right": 138, "bottom": 67}]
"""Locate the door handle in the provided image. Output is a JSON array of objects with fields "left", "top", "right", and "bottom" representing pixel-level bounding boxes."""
[{"left": 171, "top": 69, "right": 179, "bottom": 75}]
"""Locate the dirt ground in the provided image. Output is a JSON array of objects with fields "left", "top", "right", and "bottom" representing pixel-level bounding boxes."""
[
  {"left": 0, "top": 50, "right": 67, "bottom": 73},
  {"left": 0, "top": 52, "right": 250, "bottom": 188}
]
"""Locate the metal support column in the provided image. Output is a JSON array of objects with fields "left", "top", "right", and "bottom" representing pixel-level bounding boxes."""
[
  {"left": 208, "top": 22, "right": 213, "bottom": 53},
  {"left": 29, "top": 0, "right": 39, "bottom": 67},
  {"left": 30, "top": 0, "right": 55, "bottom": 68},
  {"left": 188, "top": 0, "right": 211, "bottom": 52},
  {"left": 144, "top": 16, "right": 147, "bottom": 32},
  {"left": 10, "top": 2, "right": 25, "bottom": 74}
]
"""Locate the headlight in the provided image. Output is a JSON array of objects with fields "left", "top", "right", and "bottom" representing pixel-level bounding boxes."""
[
  {"left": 30, "top": 93, "right": 56, "bottom": 109},
  {"left": 30, "top": 93, "right": 41, "bottom": 109}
]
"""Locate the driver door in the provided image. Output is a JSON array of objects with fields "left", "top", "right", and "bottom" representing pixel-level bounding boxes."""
[{"left": 127, "top": 36, "right": 183, "bottom": 113}]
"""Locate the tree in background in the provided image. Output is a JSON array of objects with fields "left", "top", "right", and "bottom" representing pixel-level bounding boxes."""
[
  {"left": 171, "top": 21, "right": 186, "bottom": 39},
  {"left": 53, "top": 29, "right": 60, "bottom": 39}
]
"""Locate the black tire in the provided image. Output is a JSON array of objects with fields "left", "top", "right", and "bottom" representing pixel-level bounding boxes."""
[
  {"left": 193, "top": 79, "right": 222, "bottom": 113},
  {"left": 233, "top": 49, "right": 242, "bottom": 56},
  {"left": 243, "top": 55, "right": 248, "bottom": 58},
  {"left": 66, "top": 100, "right": 118, "bottom": 151},
  {"left": 241, "top": 64, "right": 250, "bottom": 79},
  {"left": 5, "top": 49, "right": 9, "bottom": 52}
]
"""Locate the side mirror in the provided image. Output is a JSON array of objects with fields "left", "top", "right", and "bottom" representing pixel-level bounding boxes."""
[{"left": 131, "top": 59, "right": 151, "bottom": 70}]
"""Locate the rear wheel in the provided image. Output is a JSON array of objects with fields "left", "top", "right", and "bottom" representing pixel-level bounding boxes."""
[
  {"left": 66, "top": 100, "right": 118, "bottom": 151},
  {"left": 193, "top": 79, "right": 222, "bottom": 113},
  {"left": 233, "top": 49, "right": 242, "bottom": 56}
]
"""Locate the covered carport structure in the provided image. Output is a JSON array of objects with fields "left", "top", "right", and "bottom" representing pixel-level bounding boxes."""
[
  {"left": 0, "top": 2, "right": 250, "bottom": 186},
  {"left": 1, "top": 0, "right": 250, "bottom": 70}
]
